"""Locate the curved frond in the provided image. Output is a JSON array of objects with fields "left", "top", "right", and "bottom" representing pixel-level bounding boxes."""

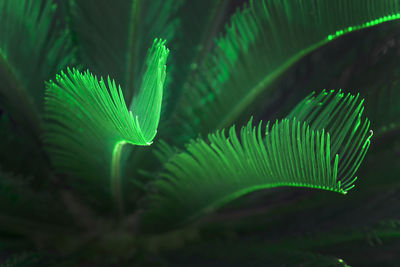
[
  {"left": 44, "top": 39, "right": 168, "bottom": 210},
  {"left": 0, "top": 0, "right": 74, "bottom": 137},
  {"left": 142, "top": 90, "right": 372, "bottom": 232},
  {"left": 176, "top": 0, "right": 400, "bottom": 136},
  {"left": 287, "top": 89, "right": 373, "bottom": 186}
]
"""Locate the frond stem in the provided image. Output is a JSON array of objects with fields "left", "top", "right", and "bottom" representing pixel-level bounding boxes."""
[{"left": 111, "top": 141, "right": 127, "bottom": 216}]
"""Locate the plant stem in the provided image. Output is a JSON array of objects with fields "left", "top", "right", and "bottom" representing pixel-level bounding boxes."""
[{"left": 111, "top": 141, "right": 127, "bottom": 216}]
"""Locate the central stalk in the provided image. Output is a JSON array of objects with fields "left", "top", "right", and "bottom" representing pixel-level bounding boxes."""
[{"left": 111, "top": 141, "right": 127, "bottom": 215}]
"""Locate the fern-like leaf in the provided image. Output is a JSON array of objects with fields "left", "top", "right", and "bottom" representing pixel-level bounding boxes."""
[
  {"left": 176, "top": 0, "right": 400, "bottom": 136},
  {"left": 143, "top": 90, "right": 372, "bottom": 232},
  {"left": 44, "top": 39, "right": 168, "bottom": 212}
]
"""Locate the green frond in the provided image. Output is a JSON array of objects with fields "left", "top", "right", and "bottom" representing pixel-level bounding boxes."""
[
  {"left": 142, "top": 90, "right": 372, "bottom": 232},
  {"left": 177, "top": 0, "right": 400, "bottom": 136},
  {"left": 0, "top": 0, "right": 74, "bottom": 137},
  {"left": 287, "top": 89, "right": 373, "bottom": 187},
  {"left": 67, "top": 0, "right": 182, "bottom": 103},
  {"left": 44, "top": 39, "right": 168, "bottom": 211}
]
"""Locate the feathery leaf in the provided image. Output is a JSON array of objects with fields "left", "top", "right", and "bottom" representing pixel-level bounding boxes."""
[
  {"left": 177, "top": 0, "right": 400, "bottom": 136},
  {"left": 44, "top": 39, "right": 168, "bottom": 210},
  {"left": 142, "top": 90, "right": 372, "bottom": 232}
]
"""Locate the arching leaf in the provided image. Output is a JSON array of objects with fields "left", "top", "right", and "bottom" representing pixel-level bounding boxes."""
[
  {"left": 142, "top": 90, "right": 372, "bottom": 232},
  {"left": 175, "top": 0, "right": 400, "bottom": 136},
  {"left": 44, "top": 39, "right": 168, "bottom": 211}
]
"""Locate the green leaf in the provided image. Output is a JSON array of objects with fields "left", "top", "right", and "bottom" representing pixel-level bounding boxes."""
[
  {"left": 0, "top": 0, "right": 74, "bottom": 138},
  {"left": 176, "top": 0, "right": 400, "bottom": 136},
  {"left": 142, "top": 90, "right": 372, "bottom": 232},
  {"left": 44, "top": 39, "right": 168, "bottom": 212}
]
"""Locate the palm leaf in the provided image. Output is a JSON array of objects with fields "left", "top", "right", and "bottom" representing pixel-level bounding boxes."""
[
  {"left": 0, "top": 0, "right": 74, "bottom": 138},
  {"left": 175, "top": 0, "right": 400, "bottom": 136},
  {"left": 44, "top": 39, "right": 168, "bottom": 212},
  {"left": 65, "top": 0, "right": 183, "bottom": 196},
  {"left": 142, "top": 90, "right": 372, "bottom": 232}
]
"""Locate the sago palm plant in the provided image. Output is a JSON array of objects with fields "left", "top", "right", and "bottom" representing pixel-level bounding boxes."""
[{"left": 0, "top": 0, "right": 400, "bottom": 265}]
